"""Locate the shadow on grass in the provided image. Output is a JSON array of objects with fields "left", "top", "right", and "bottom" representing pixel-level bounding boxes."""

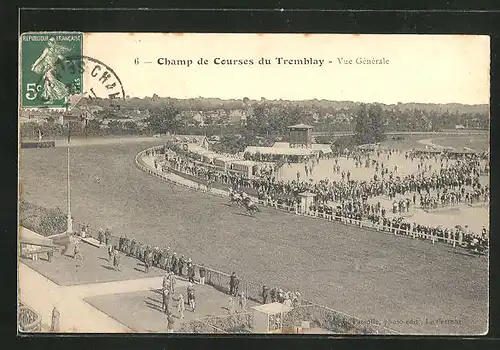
[
  {"left": 146, "top": 296, "right": 161, "bottom": 305},
  {"left": 207, "top": 283, "right": 231, "bottom": 297},
  {"left": 449, "top": 250, "right": 480, "bottom": 258},
  {"left": 234, "top": 212, "right": 255, "bottom": 218},
  {"left": 100, "top": 264, "right": 118, "bottom": 271},
  {"left": 145, "top": 300, "right": 165, "bottom": 313}
]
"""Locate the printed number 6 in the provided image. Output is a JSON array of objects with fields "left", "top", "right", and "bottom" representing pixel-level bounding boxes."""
[
  {"left": 134, "top": 58, "right": 139, "bottom": 65},
  {"left": 25, "top": 83, "right": 41, "bottom": 100}
]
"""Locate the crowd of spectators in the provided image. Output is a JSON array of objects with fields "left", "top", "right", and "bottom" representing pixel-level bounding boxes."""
[{"left": 154, "top": 144, "right": 489, "bottom": 240}]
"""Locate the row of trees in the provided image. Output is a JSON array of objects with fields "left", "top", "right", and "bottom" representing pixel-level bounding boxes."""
[
  {"left": 353, "top": 104, "right": 386, "bottom": 145},
  {"left": 20, "top": 120, "right": 151, "bottom": 140}
]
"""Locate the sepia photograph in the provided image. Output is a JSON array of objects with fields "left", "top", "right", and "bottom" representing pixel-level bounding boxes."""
[{"left": 18, "top": 33, "right": 489, "bottom": 335}]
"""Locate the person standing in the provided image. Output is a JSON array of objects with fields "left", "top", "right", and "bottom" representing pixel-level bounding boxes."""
[
  {"left": 104, "top": 228, "right": 111, "bottom": 246},
  {"left": 187, "top": 259, "right": 195, "bottom": 283},
  {"left": 178, "top": 255, "right": 186, "bottom": 277},
  {"left": 118, "top": 235, "right": 124, "bottom": 251},
  {"left": 73, "top": 240, "right": 82, "bottom": 260},
  {"left": 229, "top": 272, "right": 237, "bottom": 296},
  {"left": 262, "top": 285, "right": 269, "bottom": 304},
  {"left": 171, "top": 253, "right": 178, "bottom": 275},
  {"left": 169, "top": 273, "right": 176, "bottom": 294},
  {"left": 144, "top": 250, "right": 152, "bottom": 274},
  {"left": 162, "top": 272, "right": 170, "bottom": 291},
  {"left": 283, "top": 294, "right": 293, "bottom": 308},
  {"left": 166, "top": 312, "right": 175, "bottom": 333},
  {"left": 227, "top": 297, "right": 235, "bottom": 314},
  {"left": 113, "top": 250, "right": 120, "bottom": 271},
  {"left": 239, "top": 292, "right": 247, "bottom": 312},
  {"left": 162, "top": 287, "right": 171, "bottom": 314},
  {"left": 233, "top": 274, "right": 240, "bottom": 297},
  {"left": 107, "top": 244, "right": 114, "bottom": 263},
  {"left": 50, "top": 306, "right": 60, "bottom": 332},
  {"left": 187, "top": 283, "right": 196, "bottom": 311},
  {"left": 177, "top": 294, "right": 185, "bottom": 319},
  {"left": 270, "top": 287, "right": 277, "bottom": 302},
  {"left": 198, "top": 264, "right": 206, "bottom": 285}
]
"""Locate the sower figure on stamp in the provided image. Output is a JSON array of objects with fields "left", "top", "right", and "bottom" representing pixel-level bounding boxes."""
[{"left": 30, "top": 37, "right": 71, "bottom": 104}]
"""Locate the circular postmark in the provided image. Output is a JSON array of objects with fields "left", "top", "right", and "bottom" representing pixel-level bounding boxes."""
[{"left": 36, "top": 55, "right": 126, "bottom": 105}]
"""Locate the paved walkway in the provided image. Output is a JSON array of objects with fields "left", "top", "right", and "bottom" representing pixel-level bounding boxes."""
[{"left": 18, "top": 262, "right": 188, "bottom": 333}]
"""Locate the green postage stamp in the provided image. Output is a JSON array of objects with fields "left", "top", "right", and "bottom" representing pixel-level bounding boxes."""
[{"left": 20, "top": 32, "right": 83, "bottom": 108}]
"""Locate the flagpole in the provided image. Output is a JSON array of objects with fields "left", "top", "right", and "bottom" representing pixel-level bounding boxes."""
[{"left": 67, "top": 124, "right": 73, "bottom": 234}]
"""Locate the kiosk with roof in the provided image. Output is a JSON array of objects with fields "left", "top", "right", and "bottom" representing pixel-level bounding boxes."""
[
  {"left": 251, "top": 302, "right": 293, "bottom": 333},
  {"left": 288, "top": 123, "right": 313, "bottom": 148}
]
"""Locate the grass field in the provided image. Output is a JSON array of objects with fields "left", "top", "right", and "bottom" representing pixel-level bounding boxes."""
[
  {"left": 379, "top": 134, "right": 489, "bottom": 152},
  {"left": 18, "top": 139, "right": 488, "bottom": 335},
  {"left": 430, "top": 136, "right": 489, "bottom": 152}
]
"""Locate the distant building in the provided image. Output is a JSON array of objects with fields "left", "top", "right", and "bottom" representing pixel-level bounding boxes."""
[
  {"left": 228, "top": 109, "right": 246, "bottom": 125},
  {"left": 192, "top": 112, "right": 205, "bottom": 126},
  {"left": 288, "top": 123, "right": 313, "bottom": 148}
]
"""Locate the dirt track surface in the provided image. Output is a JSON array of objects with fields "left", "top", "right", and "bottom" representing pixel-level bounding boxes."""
[{"left": 19, "top": 140, "right": 488, "bottom": 335}]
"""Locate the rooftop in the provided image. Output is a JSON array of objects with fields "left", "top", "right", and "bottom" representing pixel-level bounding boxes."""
[{"left": 251, "top": 302, "right": 293, "bottom": 315}]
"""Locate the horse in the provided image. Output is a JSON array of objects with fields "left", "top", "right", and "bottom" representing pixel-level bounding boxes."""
[
  {"left": 242, "top": 198, "right": 260, "bottom": 214},
  {"left": 229, "top": 192, "right": 243, "bottom": 206},
  {"left": 464, "top": 237, "right": 489, "bottom": 255}
]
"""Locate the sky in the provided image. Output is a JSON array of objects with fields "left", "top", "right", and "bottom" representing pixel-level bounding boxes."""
[{"left": 81, "top": 33, "right": 490, "bottom": 105}]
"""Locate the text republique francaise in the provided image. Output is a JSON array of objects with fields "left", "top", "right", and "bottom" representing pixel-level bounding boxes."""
[{"left": 155, "top": 57, "right": 390, "bottom": 67}]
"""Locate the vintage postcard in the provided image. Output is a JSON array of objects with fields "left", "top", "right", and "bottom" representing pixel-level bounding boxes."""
[{"left": 18, "top": 33, "right": 489, "bottom": 335}]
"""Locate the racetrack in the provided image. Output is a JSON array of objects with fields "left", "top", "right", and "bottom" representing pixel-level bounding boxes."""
[{"left": 19, "top": 139, "right": 488, "bottom": 334}]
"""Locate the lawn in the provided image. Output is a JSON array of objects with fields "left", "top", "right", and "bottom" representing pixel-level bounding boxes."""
[
  {"left": 18, "top": 138, "right": 488, "bottom": 334},
  {"left": 430, "top": 136, "right": 489, "bottom": 151}
]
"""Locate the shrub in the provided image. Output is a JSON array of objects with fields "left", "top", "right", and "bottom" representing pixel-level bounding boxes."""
[{"left": 19, "top": 200, "right": 68, "bottom": 236}]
